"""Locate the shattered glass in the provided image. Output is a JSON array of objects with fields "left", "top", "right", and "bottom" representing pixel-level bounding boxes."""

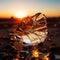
[{"left": 10, "top": 13, "right": 48, "bottom": 46}]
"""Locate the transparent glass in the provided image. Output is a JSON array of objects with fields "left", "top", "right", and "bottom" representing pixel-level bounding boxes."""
[{"left": 10, "top": 13, "right": 48, "bottom": 46}]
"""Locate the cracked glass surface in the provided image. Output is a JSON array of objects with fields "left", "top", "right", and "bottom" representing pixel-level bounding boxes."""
[{"left": 11, "top": 13, "right": 48, "bottom": 46}]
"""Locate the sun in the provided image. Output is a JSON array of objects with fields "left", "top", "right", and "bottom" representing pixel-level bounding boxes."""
[{"left": 14, "top": 11, "right": 27, "bottom": 18}]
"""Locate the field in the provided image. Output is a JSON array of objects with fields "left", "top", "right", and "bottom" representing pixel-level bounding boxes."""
[{"left": 0, "top": 17, "right": 60, "bottom": 60}]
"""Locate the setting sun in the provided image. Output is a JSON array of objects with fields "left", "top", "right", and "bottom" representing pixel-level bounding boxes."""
[{"left": 14, "top": 12, "right": 27, "bottom": 18}]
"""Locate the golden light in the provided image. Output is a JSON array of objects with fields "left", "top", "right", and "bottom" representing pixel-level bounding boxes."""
[
  {"left": 43, "top": 53, "right": 50, "bottom": 60},
  {"left": 32, "top": 49, "right": 39, "bottom": 58},
  {"left": 14, "top": 11, "right": 27, "bottom": 18}
]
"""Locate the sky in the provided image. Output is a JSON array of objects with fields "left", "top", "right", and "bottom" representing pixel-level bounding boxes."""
[{"left": 0, "top": 0, "right": 60, "bottom": 18}]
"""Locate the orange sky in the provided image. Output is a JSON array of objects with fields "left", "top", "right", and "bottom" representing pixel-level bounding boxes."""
[{"left": 0, "top": 0, "right": 60, "bottom": 18}]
